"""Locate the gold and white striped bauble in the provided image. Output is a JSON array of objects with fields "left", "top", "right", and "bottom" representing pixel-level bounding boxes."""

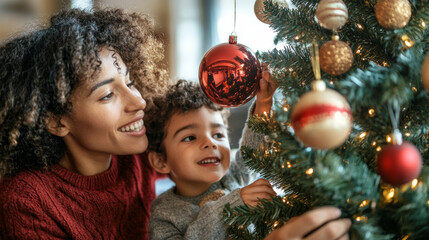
[
  {"left": 316, "top": 0, "right": 348, "bottom": 31},
  {"left": 375, "top": 0, "right": 411, "bottom": 29}
]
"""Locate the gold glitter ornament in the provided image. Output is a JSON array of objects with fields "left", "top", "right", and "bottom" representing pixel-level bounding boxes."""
[
  {"left": 375, "top": 0, "right": 411, "bottom": 29},
  {"left": 254, "top": 0, "right": 288, "bottom": 24},
  {"left": 421, "top": 54, "right": 429, "bottom": 91},
  {"left": 319, "top": 36, "right": 354, "bottom": 75},
  {"left": 316, "top": 0, "right": 348, "bottom": 31}
]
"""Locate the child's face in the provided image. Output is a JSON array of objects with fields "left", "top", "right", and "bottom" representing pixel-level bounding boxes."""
[
  {"left": 162, "top": 107, "right": 231, "bottom": 195},
  {"left": 60, "top": 47, "right": 148, "bottom": 157}
]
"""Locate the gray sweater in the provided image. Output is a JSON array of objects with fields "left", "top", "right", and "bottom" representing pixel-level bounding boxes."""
[{"left": 148, "top": 110, "right": 263, "bottom": 240}]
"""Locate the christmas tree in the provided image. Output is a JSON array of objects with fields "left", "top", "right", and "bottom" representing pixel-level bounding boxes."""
[{"left": 223, "top": 0, "right": 429, "bottom": 239}]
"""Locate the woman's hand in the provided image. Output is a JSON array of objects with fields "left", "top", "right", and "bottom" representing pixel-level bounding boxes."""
[{"left": 264, "top": 206, "right": 352, "bottom": 240}]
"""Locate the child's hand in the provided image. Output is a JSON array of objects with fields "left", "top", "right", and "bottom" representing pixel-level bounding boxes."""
[
  {"left": 254, "top": 63, "right": 278, "bottom": 116},
  {"left": 240, "top": 178, "right": 276, "bottom": 207}
]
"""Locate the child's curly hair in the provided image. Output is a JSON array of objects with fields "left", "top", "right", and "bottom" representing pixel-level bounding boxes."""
[
  {"left": 145, "top": 80, "right": 230, "bottom": 153},
  {"left": 0, "top": 8, "right": 170, "bottom": 177}
]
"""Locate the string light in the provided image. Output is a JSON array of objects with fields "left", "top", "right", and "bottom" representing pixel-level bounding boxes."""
[
  {"left": 368, "top": 108, "right": 375, "bottom": 117},
  {"left": 354, "top": 215, "right": 368, "bottom": 222},
  {"left": 386, "top": 135, "right": 392, "bottom": 143},
  {"left": 372, "top": 141, "right": 377, "bottom": 146},
  {"left": 401, "top": 35, "right": 414, "bottom": 49},
  {"left": 376, "top": 146, "right": 382, "bottom": 151},
  {"left": 359, "top": 200, "right": 370, "bottom": 207},
  {"left": 286, "top": 161, "right": 292, "bottom": 168},
  {"left": 306, "top": 168, "right": 314, "bottom": 175},
  {"left": 356, "top": 23, "right": 364, "bottom": 30},
  {"left": 355, "top": 46, "right": 362, "bottom": 54},
  {"left": 383, "top": 188, "right": 396, "bottom": 203},
  {"left": 359, "top": 132, "right": 367, "bottom": 139},
  {"left": 411, "top": 179, "right": 419, "bottom": 189}
]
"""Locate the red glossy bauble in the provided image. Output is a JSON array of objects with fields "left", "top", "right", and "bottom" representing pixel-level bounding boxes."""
[
  {"left": 199, "top": 35, "right": 261, "bottom": 107},
  {"left": 377, "top": 142, "right": 422, "bottom": 186}
]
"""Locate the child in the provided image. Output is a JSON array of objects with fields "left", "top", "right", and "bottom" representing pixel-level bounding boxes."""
[
  {"left": 0, "top": 8, "right": 169, "bottom": 239},
  {"left": 145, "top": 76, "right": 278, "bottom": 240}
]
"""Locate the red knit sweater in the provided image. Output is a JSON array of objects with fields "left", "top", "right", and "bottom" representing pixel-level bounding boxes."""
[{"left": 0, "top": 154, "right": 158, "bottom": 240}]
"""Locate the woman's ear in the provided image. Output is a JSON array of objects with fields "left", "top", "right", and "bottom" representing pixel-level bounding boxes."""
[
  {"left": 148, "top": 151, "right": 171, "bottom": 174},
  {"left": 44, "top": 114, "right": 70, "bottom": 137}
]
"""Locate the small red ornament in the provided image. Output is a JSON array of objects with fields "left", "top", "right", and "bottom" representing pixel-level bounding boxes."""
[
  {"left": 199, "top": 35, "right": 261, "bottom": 107},
  {"left": 377, "top": 132, "right": 422, "bottom": 186}
]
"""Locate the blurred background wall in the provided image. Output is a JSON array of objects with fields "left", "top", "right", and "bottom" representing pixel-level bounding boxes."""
[{"left": 0, "top": 0, "right": 281, "bottom": 148}]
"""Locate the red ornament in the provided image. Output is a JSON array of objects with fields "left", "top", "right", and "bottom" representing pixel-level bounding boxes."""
[
  {"left": 378, "top": 142, "right": 422, "bottom": 186},
  {"left": 199, "top": 35, "right": 261, "bottom": 107}
]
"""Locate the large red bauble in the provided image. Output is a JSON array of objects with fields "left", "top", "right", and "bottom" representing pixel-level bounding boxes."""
[
  {"left": 377, "top": 142, "right": 422, "bottom": 186},
  {"left": 199, "top": 36, "right": 261, "bottom": 107}
]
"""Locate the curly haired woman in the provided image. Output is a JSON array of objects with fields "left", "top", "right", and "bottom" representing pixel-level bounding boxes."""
[{"left": 0, "top": 8, "right": 169, "bottom": 239}]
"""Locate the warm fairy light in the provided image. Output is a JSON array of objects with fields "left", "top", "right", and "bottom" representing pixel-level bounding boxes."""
[
  {"left": 356, "top": 46, "right": 362, "bottom": 54},
  {"left": 427, "top": 200, "right": 429, "bottom": 205},
  {"left": 401, "top": 35, "right": 414, "bottom": 48},
  {"left": 411, "top": 179, "right": 419, "bottom": 189},
  {"left": 387, "top": 188, "right": 395, "bottom": 199},
  {"left": 329, "top": 81, "right": 334, "bottom": 84},
  {"left": 412, "top": 87, "right": 417, "bottom": 92},
  {"left": 287, "top": 161, "right": 292, "bottom": 168},
  {"left": 402, "top": 235, "right": 410, "bottom": 240},
  {"left": 355, "top": 215, "right": 368, "bottom": 222},
  {"left": 368, "top": 108, "right": 375, "bottom": 117},
  {"left": 382, "top": 61, "right": 388, "bottom": 67},
  {"left": 376, "top": 146, "right": 382, "bottom": 151},
  {"left": 359, "top": 132, "right": 367, "bottom": 139},
  {"left": 386, "top": 135, "right": 392, "bottom": 143},
  {"left": 283, "top": 106, "right": 288, "bottom": 112},
  {"left": 289, "top": 68, "right": 293, "bottom": 72},
  {"left": 282, "top": 197, "right": 293, "bottom": 206},
  {"left": 359, "top": 200, "right": 369, "bottom": 207},
  {"left": 356, "top": 23, "right": 364, "bottom": 30},
  {"left": 421, "top": 20, "right": 426, "bottom": 28},
  {"left": 306, "top": 168, "right": 314, "bottom": 175},
  {"left": 405, "top": 132, "right": 411, "bottom": 137},
  {"left": 273, "top": 221, "right": 279, "bottom": 228},
  {"left": 281, "top": 164, "right": 285, "bottom": 169},
  {"left": 294, "top": 35, "right": 300, "bottom": 40},
  {"left": 372, "top": 141, "right": 377, "bottom": 146}
]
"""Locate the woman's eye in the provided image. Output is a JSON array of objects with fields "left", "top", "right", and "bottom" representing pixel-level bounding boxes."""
[
  {"left": 127, "top": 81, "right": 135, "bottom": 89},
  {"left": 100, "top": 92, "right": 114, "bottom": 101},
  {"left": 213, "top": 133, "right": 225, "bottom": 139},
  {"left": 182, "top": 136, "right": 196, "bottom": 142}
]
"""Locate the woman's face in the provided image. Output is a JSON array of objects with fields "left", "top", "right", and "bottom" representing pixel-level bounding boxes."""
[{"left": 60, "top": 47, "right": 148, "bottom": 159}]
